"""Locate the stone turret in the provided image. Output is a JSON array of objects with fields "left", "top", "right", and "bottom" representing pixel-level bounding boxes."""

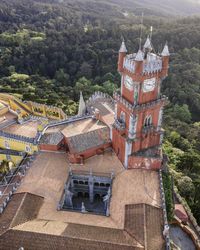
[
  {"left": 135, "top": 49, "right": 144, "bottom": 75},
  {"left": 78, "top": 91, "right": 86, "bottom": 116},
  {"left": 161, "top": 43, "right": 170, "bottom": 57},
  {"left": 161, "top": 42, "right": 170, "bottom": 78},
  {"left": 118, "top": 39, "right": 127, "bottom": 73}
]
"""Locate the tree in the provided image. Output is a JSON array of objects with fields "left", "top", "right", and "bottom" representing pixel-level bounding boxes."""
[
  {"left": 177, "top": 176, "right": 195, "bottom": 202},
  {"left": 55, "top": 69, "right": 69, "bottom": 85},
  {"left": 77, "top": 62, "right": 93, "bottom": 79},
  {"left": 173, "top": 104, "right": 191, "bottom": 123},
  {"left": 102, "top": 81, "right": 117, "bottom": 96},
  {"left": 177, "top": 151, "right": 200, "bottom": 174}
]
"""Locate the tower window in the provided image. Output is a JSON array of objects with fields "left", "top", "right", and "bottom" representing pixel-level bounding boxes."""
[
  {"left": 144, "top": 115, "right": 152, "bottom": 127},
  {"left": 120, "top": 111, "right": 126, "bottom": 123}
]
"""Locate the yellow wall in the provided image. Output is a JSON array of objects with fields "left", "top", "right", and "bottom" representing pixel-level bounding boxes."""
[
  {"left": 0, "top": 93, "right": 67, "bottom": 120},
  {"left": 0, "top": 137, "right": 38, "bottom": 155},
  {"left": 28, "top": 102, "right": 66, "bottom": 120},
  {"left": 0, "top": 154, "right": 23, "bottom": 165},
  {"left": 0, "top": 106, "right": 9, "bottom": 116},
  {"left": 9, "top": 99, "right": 29, "bottom": 117}
]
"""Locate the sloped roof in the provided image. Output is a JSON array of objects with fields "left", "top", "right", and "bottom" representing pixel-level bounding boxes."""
[
  {"left": 0, "top": 152, "right": 165, "bottom": 249},
  {"left": 0, "top": 228, "right": 143, "bottom": 250},
  {"left": 39, "top": 132, "right": 64, "bottom": 145},
  {"left": 67, "top": 127, "right": 110, "bottom": 153},
  {"left": 125, "top": 204, "right": 165, "bottom": 250},
  {"left": 0, "top": 204, "right": 163, "bottom": 250},
  {"left": 0, "top": 193, "right": 43, "bottom": 236},
  {"left": 63, "top": 223, "right": 142, "bottom": 247},
  {"left": 174, "top": 204, "right": 188, "bottom": 222},
  {"left": 61, "top": 118, "right": 107, "bottom": 138}
]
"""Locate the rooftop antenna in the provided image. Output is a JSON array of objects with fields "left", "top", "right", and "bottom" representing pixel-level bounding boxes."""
[
  {"left": 139, "top": 12, "right": 144, "bottom": 50},
  {"left": 150, "top": 26, "right": 153, "bottom": 41}
]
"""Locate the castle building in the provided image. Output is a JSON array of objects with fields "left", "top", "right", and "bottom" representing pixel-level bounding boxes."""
[{"left": 0, "top": 37, "right": 171, "bottom": 250}]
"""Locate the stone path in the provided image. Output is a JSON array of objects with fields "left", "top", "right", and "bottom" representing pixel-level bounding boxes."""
[{"left": 170, "top": 225, "right": 196, "bottom": 250}]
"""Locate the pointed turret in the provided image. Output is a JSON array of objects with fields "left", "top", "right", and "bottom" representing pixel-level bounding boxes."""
[
  {"left": 119, "top": 40, "right": 127, "bottom": 53},
  {"left": 143, "top": 35, "right": 152, "bottom": 51},
  {"left": 135, "top": 49, "right": 144, "bottom": 75},
  {"left": 118, "top": 39, "right": 127, "bottom": 73},
  {"left": 161, "top": 42, "right": 170, "bottom": 78},
  {"left": 78, "top": 91, "right": 86, "bottom": 116},
  {"left": 135, "top": 49, "right": 144, "bottom": 61},
  {"left": 161, "top": 43, "right": 170, "bottom": 57}
]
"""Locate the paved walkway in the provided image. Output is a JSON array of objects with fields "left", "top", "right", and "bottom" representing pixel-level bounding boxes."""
[{"left": 170, "top": 225, "right": 196, "bottom": 250}]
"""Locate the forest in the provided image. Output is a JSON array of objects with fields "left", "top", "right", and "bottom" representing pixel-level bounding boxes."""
[{"left": 0, "top": 0, "right": 200, "bottom": 224}]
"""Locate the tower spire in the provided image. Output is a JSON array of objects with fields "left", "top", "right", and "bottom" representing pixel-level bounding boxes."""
[
  {"left": 139, "top": 12, "right": 144, "bottom": 50},
  {"left": 119, "top": 38, "right": 127, "bottom": 53},
  {"left": 143, "top": 35, "right": 152, "bottom": 51},
  {"left": 78, "top": 91, "right": 86, "bottom": 116},
  {"left": 135, "top": 49, "right": 144, "bottom": 61},
  {"left": 161, "top": 42, "right": 170, "bottom": 57}
]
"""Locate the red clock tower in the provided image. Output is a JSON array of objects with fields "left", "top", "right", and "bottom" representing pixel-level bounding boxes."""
[{"left": 112, "top": 37, "right": 170, "bottom": 170}]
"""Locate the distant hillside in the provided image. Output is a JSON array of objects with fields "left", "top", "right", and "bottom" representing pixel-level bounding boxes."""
[
  {"left": 99, "top": 0, "right": 200, "bottom": 16},
  {"left": 65, "top": 0, "right": 200, "bottom": 16},
  {"left": 18, "top": 0, "right": 200, "bottom": 18}
]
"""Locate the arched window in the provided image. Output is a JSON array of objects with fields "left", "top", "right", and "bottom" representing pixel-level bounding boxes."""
[
  {"left": 25, "top": 145, "right": 31, "bottom": 153},
  {"left": 120, "top": 111, "right": 126, "bottom": 123},
  {"left": 144, "top": 115, "right": 152, "bottom": 127},
  {"left": 148, "top": 115, "right": 152, "bottom": 126}
]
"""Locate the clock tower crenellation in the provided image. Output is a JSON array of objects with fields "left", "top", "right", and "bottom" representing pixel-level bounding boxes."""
[{"left": 113, "top": 37, "right": 169, "bottom": 169}]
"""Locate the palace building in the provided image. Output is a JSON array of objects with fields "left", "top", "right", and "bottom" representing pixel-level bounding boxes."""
[{"left": 0, "top": 36, "right": 170, "bottom": 250}]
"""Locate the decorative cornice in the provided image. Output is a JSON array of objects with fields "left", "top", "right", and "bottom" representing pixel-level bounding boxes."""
[{"left": 113, "top": 92, "right": 168, "bottom": 112}]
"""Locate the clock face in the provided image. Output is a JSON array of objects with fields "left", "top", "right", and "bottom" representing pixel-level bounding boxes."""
[
  {"left": 143, "top": 78, "right": 156, "bottom": 92},
  {"left": 124, "top": 75, "right": 133, "bottom": 90}
]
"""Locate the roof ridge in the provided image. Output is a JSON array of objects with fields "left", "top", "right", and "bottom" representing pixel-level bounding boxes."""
[
  {"left": 123, "top": 229, "right": 144, "bottom": 248},
  {"left": 9, "top": 192, "right": 44, "bottom": 228},
  {"left": 9, "top": 193, "right": 28, "bottom": 229},
  {"left": 143, "top": 204, "right": 147, "bottom": 249}
]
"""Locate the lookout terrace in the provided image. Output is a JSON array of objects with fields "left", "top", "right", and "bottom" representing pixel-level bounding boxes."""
[{"left": 0, "top": 36, "right": 174, "bottom": 249}]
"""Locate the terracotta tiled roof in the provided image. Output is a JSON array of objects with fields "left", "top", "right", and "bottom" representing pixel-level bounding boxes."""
[
  {"left": 0, "top": 192, "right": 164, "bottom": 249},
  {"left": 0, "top": 204, "right": 164, "bottom": 250},
  {"left": 40, "top": 132, "right": 64, "bottom": 145},
  {"left": 0, "top": 193, "right": 43, "bottom": 236},
  {"left": 62, "top": 223, "right": 142, "bottom": 247},
  {"left": 0, "top": 229, "right": 143, "bottom": 250},
  {"left": 174, "top": 204, "right": 188, "bottom": 222},
  {"left": 67, "top": 127, "right": 110, "bottom": 153},
  {"left": 125, "top": 204, "right": 165, "bottom": 250}
]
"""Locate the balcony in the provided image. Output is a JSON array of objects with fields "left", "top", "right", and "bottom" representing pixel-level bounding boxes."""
[
  {"left": 142, "top": 125, "right": 164, "bottom": 134},
  {"left": 142, "top": 125, "right": 155, "bottom": 134}
]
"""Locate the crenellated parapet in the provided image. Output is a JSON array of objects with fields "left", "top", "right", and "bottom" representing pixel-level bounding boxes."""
[
  {"left": 87, "top": 91, "right": 115, "bottom": 105},
  {"left": 0, "top": 93, "right": 67, "bottom": 121},
  {"left": 27, "top": 101, "right": 67, "bottom": 120},
  {"left": 123, "top": 52, "right": 162, "bottom": 75}
]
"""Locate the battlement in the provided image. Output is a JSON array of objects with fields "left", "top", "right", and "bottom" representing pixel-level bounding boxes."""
[{"left": 123, "top": 52, "right": 163, "bottom": 75}]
